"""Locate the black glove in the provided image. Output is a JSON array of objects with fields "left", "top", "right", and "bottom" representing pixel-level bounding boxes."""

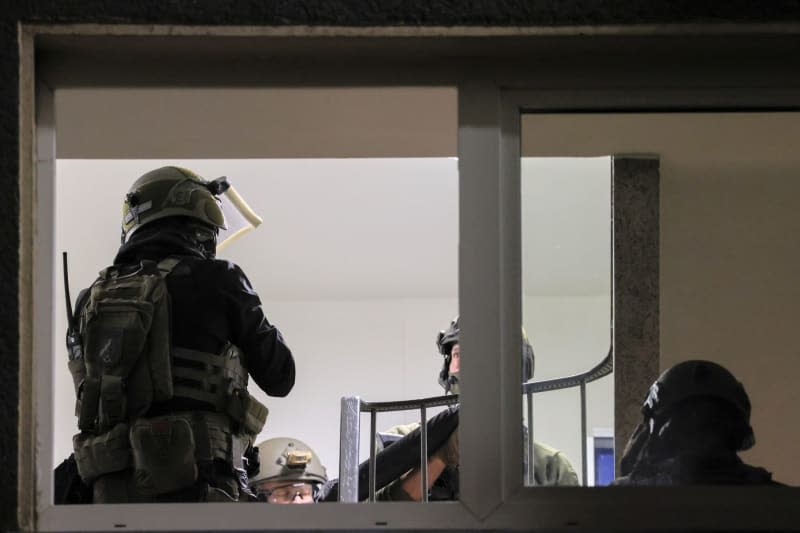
[{"left": 243, "top": 444, "right": 260, "bottom": 479}]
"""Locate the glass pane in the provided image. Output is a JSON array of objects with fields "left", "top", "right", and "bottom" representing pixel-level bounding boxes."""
[
  {"left": 520, "top": 112, "right": 800, "bottom": 490},
  {"left": 520, "top": 155, "right": 613, "bottom": 487}
]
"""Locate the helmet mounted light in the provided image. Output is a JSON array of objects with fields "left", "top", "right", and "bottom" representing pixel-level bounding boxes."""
[
  {"left": 207, "top": 176, "right": 231, "bottom": 196},
  {"left": 285, "top": 450, "right": 313, "bottom": 469}
]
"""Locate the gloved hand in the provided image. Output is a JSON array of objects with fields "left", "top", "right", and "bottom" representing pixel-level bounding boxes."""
[{"left": 434, "top": 429, "right": 459, "bottom": 467}]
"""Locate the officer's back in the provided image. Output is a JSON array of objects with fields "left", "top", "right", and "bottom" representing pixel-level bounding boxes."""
[{"left": 66, "top": 166, "right": 295, "bottom": 503}]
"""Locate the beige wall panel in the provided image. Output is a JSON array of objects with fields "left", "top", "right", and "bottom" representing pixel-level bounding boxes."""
[
  {"left": 56, "top": 87, "right": 457, "bottom": 158},
  {"left": 522, "top": 112, "right": 800, "bottom": 485}
]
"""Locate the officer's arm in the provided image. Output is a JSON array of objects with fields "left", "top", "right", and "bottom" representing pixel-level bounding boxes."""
[
  {"left": 553, "top": 453, "right": 580, "bottom": 486},
  {"left": 395, "top": 455, "right": 448, "bottom": 501},
  {"left": 222, "top": 262, "right": 296, "bottom": 396}
]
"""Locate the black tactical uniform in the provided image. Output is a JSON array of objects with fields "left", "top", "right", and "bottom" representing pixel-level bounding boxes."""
[
  {"left": 614, "top": 360, "right": 783, "bottom": 487},
  {"left": 114, "top": 228, "right": 295, "bottom": 407},
  {"left": 66, "top": 166, "right": 295, "bottom": 504}
]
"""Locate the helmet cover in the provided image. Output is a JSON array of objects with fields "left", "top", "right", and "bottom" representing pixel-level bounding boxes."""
[{"left": 642, "top": 359, "right": 755, "bottom": 451}]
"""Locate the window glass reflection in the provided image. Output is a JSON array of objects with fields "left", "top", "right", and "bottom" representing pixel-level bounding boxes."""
[{"left": 520, "top": 156, "right": 613, "bottom": 486}]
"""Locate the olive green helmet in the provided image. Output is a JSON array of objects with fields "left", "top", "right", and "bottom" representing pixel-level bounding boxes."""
[
  {"left": 250, "top": 437, "right": 328, "bottom": 486},
  {"left": 121, "top": 166, "right": 228, "bottom": 243}
]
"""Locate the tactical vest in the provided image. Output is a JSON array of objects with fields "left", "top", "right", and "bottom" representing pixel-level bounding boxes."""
[{"left": 67, "top": 258, "right": 268, "bottom": 499}]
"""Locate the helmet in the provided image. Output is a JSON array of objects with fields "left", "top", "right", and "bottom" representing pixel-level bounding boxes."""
[
  {"left": 436, "top": 317, "right": 460, "bottom": 357},
  {"left": 642, "top": 360, "right": 755, "bottom": 451},
  {"left": 249, "top": 437, "right": 328, "bottom": 486},
  {"left": 121, "top": 166, "right": 228, "bottom": 243},
  {"left": 521, "top": 327, "right": 535, "bottom": 382},
  {"left": 436, "top": 317, "right": 460, "bottom": 392},
  {"left": 435, "top": 316, "right": 536, "bottom": 392}
]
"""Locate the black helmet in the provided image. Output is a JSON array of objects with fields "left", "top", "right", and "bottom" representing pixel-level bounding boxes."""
[
  {"left": 435, "top": 316, "right": 535, "bottom": 392},
  {"left": 642, "top": 360, "right": 755, "bottom": 451},
  {"left": 521, "top": 327, "right": 535, "bottom": 382},
  {"left": 436, "top": 317, "right": 460, "bottom": 357},
  {"left": 436, "top": 317, "right": 460, "bottom": 392}
]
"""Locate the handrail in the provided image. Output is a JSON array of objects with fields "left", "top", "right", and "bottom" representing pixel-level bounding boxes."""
[
  {"left": 360, "top": 394, "right": 459, "bottom": 413},
  {"left": 339, "top": 349, "right": 614, "bottom": 500},
  {"left": 522, "top": 347, "right": 613, "bottom": 486},
  {"left": 523, "top": 349, "right": 613, "bottom": 394}
]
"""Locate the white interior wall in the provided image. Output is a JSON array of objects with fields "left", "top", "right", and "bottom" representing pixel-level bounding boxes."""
[
  {"left": 525, "top": 295, "right": 613, "bottom": 484},
  {"left": 252, "top": 298, "right": 457, "bottom": 478},
  {"left": 521, "top": 157, "right": 613, "bottom": 484}
]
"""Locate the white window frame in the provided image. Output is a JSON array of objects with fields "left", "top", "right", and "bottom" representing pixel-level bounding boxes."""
[
  {"left": 474, "top": 86, "right": 800, "bottom": 531},
  {"left": 19, "top": 23, "right": 800, "bottom": 532}
]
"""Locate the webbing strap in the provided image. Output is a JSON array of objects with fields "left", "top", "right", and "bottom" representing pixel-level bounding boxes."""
[
  {"left": 174, "top": 346, "right": 224, "bottom": 368},
  {"left": 156, "top": 257, "right": 182, "bottom": 277},
  {"left": 172, "top": 347, "right": 226, "bottom": 406}
]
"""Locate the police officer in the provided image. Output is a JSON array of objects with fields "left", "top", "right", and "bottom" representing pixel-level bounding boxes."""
[
  {"left": 250, "top": 437, "right": 328, "bottom": 504},
  {"left": 435, "top": 317, "right": 579, "bottom": 488},
  {"left": 67, "top": 166, "right": 295, "bottom": 503},
  {"left": 614, "top": 359, "right": 783, "bottom": 486},
  {"left": 379, "top": 317, "right": 578, "bottom": 501}
]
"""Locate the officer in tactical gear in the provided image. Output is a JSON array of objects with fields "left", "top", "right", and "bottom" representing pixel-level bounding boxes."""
[
  {"left": 614, "top": 359, "right": 783, "bottom": 486},
  {"left": 378, "top": 317, "right": 578, "bottom": 501},
  {"left": 435, "top": 316, "right": 534, "bottom": 397},
  {"left": 66, "top": 166, "right": 296, "bottom": 503},
  {"left": 250, "top": 438, "right": 328, "bottom": 504}
]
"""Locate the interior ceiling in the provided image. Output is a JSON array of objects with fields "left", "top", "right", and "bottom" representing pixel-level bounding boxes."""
[{"left": 56, "top": 88, "right": 610, "bottom": 299}]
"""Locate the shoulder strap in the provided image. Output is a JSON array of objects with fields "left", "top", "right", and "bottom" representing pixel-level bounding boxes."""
[
  {"left": 156, "top": 257, "right": 182, "bottom": 277},
  {"left": 74, "top": 287, "right": 90, "bottom": 319}
]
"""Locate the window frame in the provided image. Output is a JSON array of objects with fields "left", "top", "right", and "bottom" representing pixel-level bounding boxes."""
[
  {"left": 19, "top": 23, "right": 800, "bottom": 532},
  {"left": 483, "top": 88, "right": 800, "bottom": 530}
]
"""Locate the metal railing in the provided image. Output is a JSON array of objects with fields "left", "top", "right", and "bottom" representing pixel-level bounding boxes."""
[
  {"left": 338, "top": 348, "right": 613, "bottom": 501},
  {"left": 523, "top": 348, "right": 613, "bottom": 485},
  {"left": 338, "top": 394, "right": 459, "bottom": 502}
]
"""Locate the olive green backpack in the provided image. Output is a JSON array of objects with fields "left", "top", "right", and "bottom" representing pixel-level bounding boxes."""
[{"left": 66, "top": 258, "right": 179, "bottom": 484}]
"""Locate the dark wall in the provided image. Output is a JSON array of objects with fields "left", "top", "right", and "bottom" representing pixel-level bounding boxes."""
[{"left": 3, "top": 1, "right": 800, "bottom": 530}]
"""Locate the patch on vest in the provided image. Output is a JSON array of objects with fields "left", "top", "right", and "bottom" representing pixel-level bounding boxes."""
[{"left": 99, "top": 329, "right": 124, "bottom": 367}]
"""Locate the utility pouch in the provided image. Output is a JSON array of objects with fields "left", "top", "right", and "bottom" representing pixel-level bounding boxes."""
[
  {"left": 77, "top": 377, "right": 101, "bottom": 431},
  {"left": 84, "top": 300, "right": 153, "bottom": 378},
  {"left": 72, "top": 423, "right": 131, "bottom": 482},
  {"left": 226, "top": 389, "right": 268, "bottom": 436},
  {"left": 98, "top": 375, "right": 127, "bottom": 428},
  {"left": 130, "top": 416, "right": 198, "bottom": 496}
]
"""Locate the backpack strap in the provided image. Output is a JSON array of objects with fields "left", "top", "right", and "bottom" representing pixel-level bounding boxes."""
[{"left": 156, "top": 257, "right": 182, "bottom": 277}]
